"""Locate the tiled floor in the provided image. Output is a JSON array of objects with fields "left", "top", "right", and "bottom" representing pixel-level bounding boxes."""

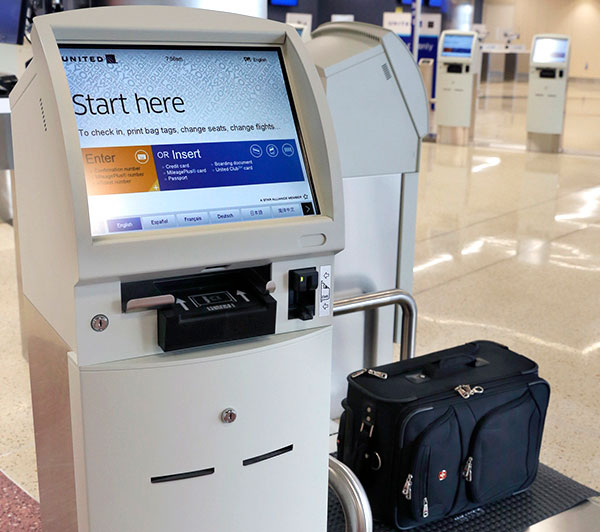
[
  {"left": 0, "top": 80, "right": 599, "bottom": 507},
  {"left": 414, "top": 142, "right": 600, "bottom": 492}
]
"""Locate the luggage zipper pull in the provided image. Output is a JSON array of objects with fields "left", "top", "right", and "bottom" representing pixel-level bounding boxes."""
[
  {"left": 463, "top": 456, "right": 473, "bottom": 482},
  {"left": 351, "top": 369, "right": 367, "bottom": 378},
  {"left": 455, "top": 384, "right": 484, "bottom": 399},
  {"left": 402, "top": 474, "right": 413, "bottom": 500},
  {"left": 367, "top": 369, "right": 388, "bottom": 380},
  {"left": 423, "top": 497, "right": 429, "bottom": 518}
]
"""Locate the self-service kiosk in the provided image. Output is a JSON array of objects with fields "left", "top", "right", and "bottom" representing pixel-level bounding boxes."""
[
  {"left": 305, "top": 22, "right": 428, "bottom": 417},
  {"left": 435, "top": 30, "right": 479, "bottom": 145},
  {"left": 527, "top": 34, "right": 571, "bottom": 153},
  {"left": 10, "top": 7, "right": 344, "bottom": 532}
]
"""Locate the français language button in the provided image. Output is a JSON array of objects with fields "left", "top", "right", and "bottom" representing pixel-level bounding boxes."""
[
  {"left": 210, "top": 209, "right": 242, "bottom": 224},
  {"left": 241, "top": 206, "right": 272, "bottom": 221},
  {"left": 272, "top": 203, "right": 302, "bottom": 218},
  {"left": 107, "top": 217, "right": 142, "bottom": 233},
  {"left": 177, "top": 212, "right": 210, "bottom": 226},
  {"left": 141, "top": 214, "right": 178, "bottom": 231}
]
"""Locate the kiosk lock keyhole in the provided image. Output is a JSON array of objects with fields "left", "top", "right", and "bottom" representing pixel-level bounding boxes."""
[
  {"left": 221, "top": 408, "right": 237, "bottom": 424},
  {"left": 91, "top": 314, "right": 109, "bottom": 332},
  {"left": 288, "top": 268, "right": 318, "bottom": 321}
]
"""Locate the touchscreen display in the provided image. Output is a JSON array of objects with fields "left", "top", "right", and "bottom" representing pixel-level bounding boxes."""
[
  {"left": 59, "top": 46, "right": 319, "bottom": 236},
  {"left": 532, "top": 38, "right": 568, "bottom": 64},
  {"left": 441, "top": 34, "right": 474, "bottom": 58}
]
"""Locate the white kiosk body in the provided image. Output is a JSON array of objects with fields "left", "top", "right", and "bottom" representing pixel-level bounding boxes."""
[
  {"left": 305, "top": 22, "right": 428, "bottom": 417},
  {"left": 435, "top": 30, "right": 479, "bottom": 145},
  {"left": 527, "top": 34, "right": 571, "bottom": 153},
  {"left": 10, "top": 7, "right": 344, "bottom": 532}
]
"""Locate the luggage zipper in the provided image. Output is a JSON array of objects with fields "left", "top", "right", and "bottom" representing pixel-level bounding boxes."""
[
  {"left": 455, "top": 384, "right": 484, "bottom": 399},
  {"left": 399, "top": 379, "right": 545, "bottom": 450},
  {"left": 463, "top": 456, "right": 473, "bottom": 482},
  {"left": 422, "top": 497, "right": 429, "bottom": 518},
  {"left": 402, "top": 474, "right": 413, "bottom": 500},
  {"left": 351, "top": 368, "right": 388, "bottom": 380}
]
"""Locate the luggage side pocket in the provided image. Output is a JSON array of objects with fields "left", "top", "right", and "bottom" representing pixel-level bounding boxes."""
[
  {"left": 397, "top": 407, "right": 462, "bottom": 525},
  {"left": 465, "top": 390, "right": 542, "bottom": 503}
]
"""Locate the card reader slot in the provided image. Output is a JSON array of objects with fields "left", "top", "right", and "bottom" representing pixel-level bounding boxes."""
[
  {"left": 243, "top": 444, "right": 294, "bottom": 466},
  {"left": 539, "top": 68, "right": 557, "bottom": 79},
  {"left": 150, "top": 467, "right": 215, "bottom": 484}
]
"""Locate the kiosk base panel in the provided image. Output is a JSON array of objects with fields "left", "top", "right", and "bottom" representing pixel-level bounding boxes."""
[
  {"left": 74, "top": 328, "right": 332, "bottom": 532},
  {"left": 437, "top": 125, "right": 473, "bottom": 146},
  {"left": 527, "top": 132, "right": 562, "bottom": 153}
]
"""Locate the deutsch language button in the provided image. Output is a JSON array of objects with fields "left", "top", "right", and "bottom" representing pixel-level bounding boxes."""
[
  {"left": 107, "top": 217, "right": 142, "bottom": 233},
  {"left": 177, "top": 212, "right": 210, "bottom": 226},
  {"left": 141, "top": 214, "right": 178, "bottom": 231},
  {"left": 210, "top": 209, "right": 242, "bottom": 224}
]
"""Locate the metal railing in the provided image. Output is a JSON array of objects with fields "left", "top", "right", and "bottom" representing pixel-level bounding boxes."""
[
  {"left": 328, "top": 456, "right": 373, "bottom": 532},
  {"left": 333, "top": 288, "right": 418, "bottom": 363}
]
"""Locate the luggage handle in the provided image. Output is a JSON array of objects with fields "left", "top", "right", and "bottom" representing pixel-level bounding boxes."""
[{"left": 424, "top": 343, "right": 481, "bottom": 377}]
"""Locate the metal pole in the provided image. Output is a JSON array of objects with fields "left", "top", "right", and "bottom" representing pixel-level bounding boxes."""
[
  {"left": 328, "top": 456, "right": 373, "bottom": 532},
  {"left": 333, "top": 289, "right": 417, "bottom": 362},
  {"left": 412, "top": 0, "right": 422, "bottom": 61}
]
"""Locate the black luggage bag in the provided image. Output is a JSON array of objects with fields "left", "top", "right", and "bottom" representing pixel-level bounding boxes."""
[{"left": 337, "top": 341, "right": 550, "bottom": 529}]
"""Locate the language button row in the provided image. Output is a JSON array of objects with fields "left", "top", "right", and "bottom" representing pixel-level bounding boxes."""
[{"left": 106, "top": 204, "right": 304, "bottom": 233}]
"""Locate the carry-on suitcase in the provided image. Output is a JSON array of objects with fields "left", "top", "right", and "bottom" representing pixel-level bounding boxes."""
[{"left": 337, "top": 340, "right": 550, "bottom": 529}]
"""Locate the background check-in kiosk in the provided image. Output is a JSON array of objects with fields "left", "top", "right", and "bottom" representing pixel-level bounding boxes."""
[
  {"left": 527, "top": 34, "right": 571, "bottom": 153},
  {"left": 10, "top": 7, "right": 345, "bottom": 531},
  {"left": 305, "top": 22, "right": 428, "bottom": 418},
  {"left": 435, "top": 30, "right": 479, "bottom": 146}
]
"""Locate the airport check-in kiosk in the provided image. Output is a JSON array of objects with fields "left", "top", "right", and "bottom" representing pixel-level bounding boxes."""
[
  {"left": 435, "top": 30, "right": 479, "bottom": 145},
  {"left": 10, "top": 7, "right": 344, "bottom": 532},
  {"left": 527, "top": 34, "right": 571, "bottom": 153},
  {"left": 306, "top": 22, "right": 428, "bottom": 417}
]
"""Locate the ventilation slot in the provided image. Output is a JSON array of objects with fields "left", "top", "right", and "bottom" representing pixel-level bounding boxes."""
[
  {"left": 382, "top": 63, "right": 392, "bottom": 81},
  {"left": 39, "top": 98, "right": 47, "bottom": 132},
  {"left": 151, "top": 467, "right": 215, "bottom": 484},
  {"left": 243, "top": 444, "right": 294, "bottom": 466}
]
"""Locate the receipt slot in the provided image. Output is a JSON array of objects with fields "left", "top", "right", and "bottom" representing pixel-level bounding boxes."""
[
  {"left": 527, "top": 34, "right": 571, "bottom": 153},
  {"left": 435, "top": 30, "right": 479, "bottom": 145},
  {"left": 10, "top": 7, "right": 344, "bottom": 532},
  {"left": 306, "top": 22, "right": 428, "bottom": 417}
]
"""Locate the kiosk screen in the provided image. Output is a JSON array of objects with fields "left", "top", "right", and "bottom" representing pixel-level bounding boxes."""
[
  {"left": 59, "top": 46, "right": 319, "bottom": 236},
  {"left": 532, "top": 38, "right": 569, "bottom": 64},
  {"left": 441, "top": 34, "right": 474, "bottom": 58}
]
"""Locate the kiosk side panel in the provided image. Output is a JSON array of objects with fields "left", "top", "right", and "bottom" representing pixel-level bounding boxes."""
[{"left": 10, "top": 70, "right": 79, "bottom": 348}]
